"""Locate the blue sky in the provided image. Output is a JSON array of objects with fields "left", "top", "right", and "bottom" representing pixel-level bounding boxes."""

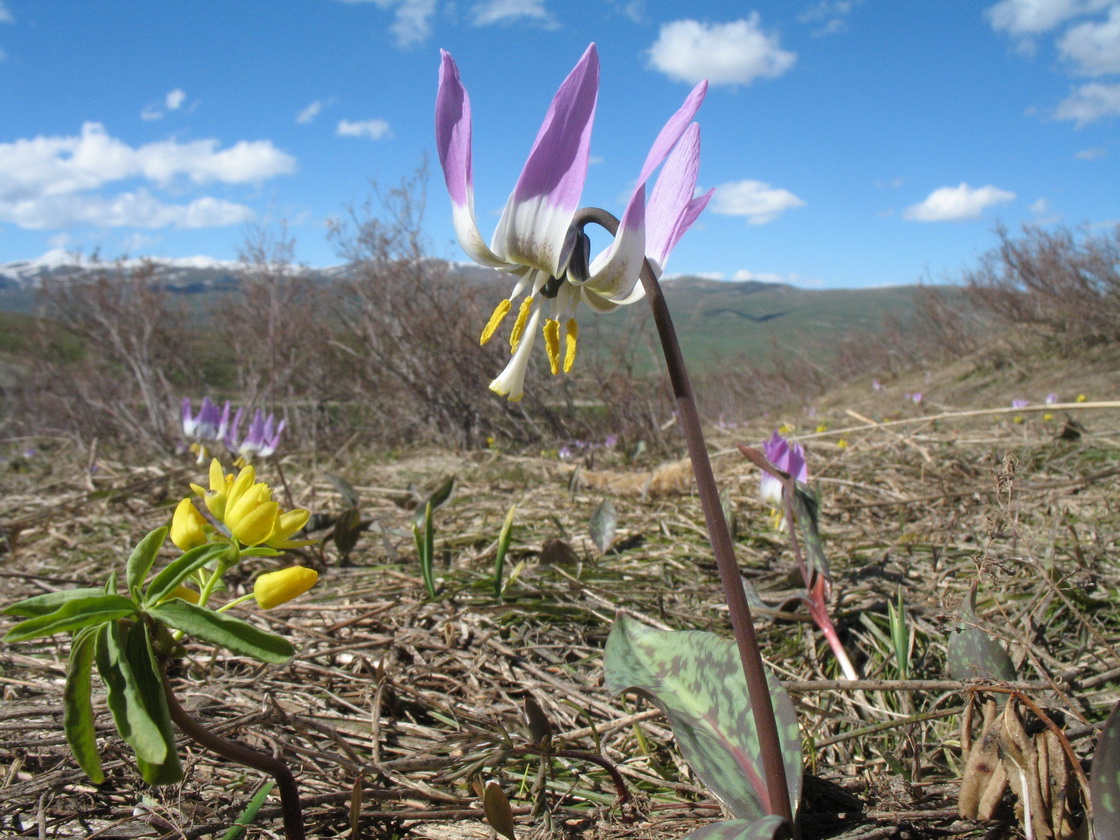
[{"left": 0, "top": 0, "right": 1117, "bottom": 288}]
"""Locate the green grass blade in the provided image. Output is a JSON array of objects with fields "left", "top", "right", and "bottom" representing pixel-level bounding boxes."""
[{"left": 222, "top": 781, "right": 276, "bottom": 840}]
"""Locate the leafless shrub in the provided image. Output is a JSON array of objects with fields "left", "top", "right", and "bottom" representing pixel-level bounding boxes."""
[
  {"left": 965, "top": 223, "right": 1120, "bottom": 349},
  {"left": 30, "top": 259, "right": 193, "bottom": 449}
]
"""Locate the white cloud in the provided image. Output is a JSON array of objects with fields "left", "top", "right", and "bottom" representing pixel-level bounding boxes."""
[
  {"left": 799, "top": 0, "right": 862, "bottom": 36},
  {"left": 336, "top": 118, "right": 393, "bottom": 139},
  {"left": 1030, "top": 198, "right": 1051, "bottom": 213},
  {"left": 731, "top": 268, "right": 789, "bottom": 283},
  {"left": 1055, "top": 81, "right": 1120, "bottom": 123},
  {"left": 985, "top": 0, "right": 1113, "bottom": 35},
  {"left": 0, "top": 123, "right": 293, "bottom": 230},
  {"left": 297, "top": 100, "right": 324, "bottom": 124},
  {"left": 1058, "top": 4, "right": 1120, "bottom": 74},
  {"left": 648, "top": 17, "right": 797, "bottom": 87},
  {"left": 335, "top": 0, "right": 436, "bottom": 46},
  {"left": 472, "top": 0, "right": 557, "bottom": 27},
  {"left": 904, "top": 183, "right": 1016, "bottom": 221},
  {"left": 1075, "top": 145, "right": 1108, "bottom": 158},
  {"left": 165, "top": 88, "right": 187, "bottom": 110},
  {"left": 710, "top": 179, "right": 805, "bottom": 224},
  {"left": 140, "top": 104, "right": 164, "bottom": 121}
]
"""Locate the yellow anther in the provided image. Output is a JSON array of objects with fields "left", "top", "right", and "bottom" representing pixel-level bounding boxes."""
[
  {"left": 480, "top": 298, "right": 512, "bottom": 345},
  {"left": 509, "top": 296, "right": 534, "bottom": 353},
  {"left": 543, "top": 318, "right": 561, "bottom": 375},
  {"left": 563, "top": 318, "right": 578, "bottom": 373}
]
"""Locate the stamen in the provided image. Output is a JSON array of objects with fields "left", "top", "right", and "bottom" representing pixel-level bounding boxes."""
[
  {"left": 544, "top": 319, "right": 561, "bottom": 375},
  {"left": 480, "top": 299, "right": 512, "bottom": 345},
  {"left": 509, "top": 296, "right": 534, "bottom": 353},
  {"left": 563, "top": 318, "right": 579, "bottom": 373}
]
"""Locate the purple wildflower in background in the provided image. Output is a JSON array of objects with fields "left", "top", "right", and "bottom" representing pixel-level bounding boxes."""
[
  {"left": 1012, "top": 398, "right": 1029, "bottom": 408},
  {"left": 872, "top": 379, "right": 883, "bottom": 391},
  {"left": 759, "top": 431, "right": 807, "bottom": 509},
  {"left": 181, "top": 397, "right": 230, "bottom": 463},
  {"left": 436, "top": 44, "right": 712, "bottom": 401},
  {"left": 1046, "top": 393, "right": 1059, "bottom": 404},
  {"left": 225, "top": 408, "right": 286, "bottom": 461},
  {"left": 906, "top": 392, "right": 923, "bottom": 405}
]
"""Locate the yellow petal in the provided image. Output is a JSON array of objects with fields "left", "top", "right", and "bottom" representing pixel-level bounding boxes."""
[
  {"left": 563, "top": 318, "right": 578, "bottom": 373},
  {"left": 480, "top": 298, "right": 512, "bottom": 345},
  {"left": 170, "top": 498, "right": 208, "bottom": 551},
  {"left": 254, "top": 566, "right": 318, "bottom": 610},
  {"left": 229, "top": 500, "right": 280, "bottom": 546},
  {"left": 268, "top": 507, "right": 311, "bottom": 544}
]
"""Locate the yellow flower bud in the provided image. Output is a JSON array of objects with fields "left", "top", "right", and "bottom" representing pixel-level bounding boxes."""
[
  {"left": 254, "top": 566, "right": 318, "bottom": 610},
  {"left": 170, "top": 498, "right": 208, "bottom": 550},
  {"left": 166, "top": 584, "right": 201, "bottom": 605}
]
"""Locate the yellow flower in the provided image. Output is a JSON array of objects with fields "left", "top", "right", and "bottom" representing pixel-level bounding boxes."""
[
  {"left": 777, "top": 423, "right": 794, "bottom": 436},
  {"left": 1043, "top": 413, "right": 1054, "bottom": 422},
  {"left": 837, "top": 438, "right": 849, "bottom": 449},
  {"left": 254, "top": 566, "right": 318, "bottom": 610},
  {"left": 815, "top": 423, "right": 828, "bottom": 434},
  {"left": 166, "top": 584, "right": 201, "bottom": 605},
  {"left": 191, "top": 459, "right": 311, "bottom": 549},
  {"left": 1076, "top": 393, "right": 1087, "bottom": 402},
  {"left": 170, "top": 498, "right": 208, "bottom": 550}
]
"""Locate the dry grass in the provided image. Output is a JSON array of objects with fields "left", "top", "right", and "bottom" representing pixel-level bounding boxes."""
[{"left": 2, "top": 357, "right": 1120, "bottom": 839}]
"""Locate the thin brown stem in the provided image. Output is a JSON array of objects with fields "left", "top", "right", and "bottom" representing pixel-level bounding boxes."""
[
  {"left": 570, "top": 207, "right": 795, "bottom": 827},
  {"left": 160, "top": 662, "right": 305, "bottom": 840}
]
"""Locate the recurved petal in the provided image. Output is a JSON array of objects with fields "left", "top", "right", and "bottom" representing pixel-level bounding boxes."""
[
  {"left": 636, "top": 80, "right": 707, "bottom": 187},
  {"left": 646, "top": 123, "right": 713, "bottom": 268},
  {"left": 581, "top": 183, "right": 647, "bottom": 305},
  {"left": 436, "top": 50, "right": 508, "bottom": 268},
  {"left": 491, "top": 44, "right": 599, "bottom": 275}
]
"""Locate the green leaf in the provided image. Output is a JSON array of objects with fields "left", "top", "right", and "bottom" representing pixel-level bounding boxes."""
[
  {"left": 1091, "top": 698, "right": 1120, "bottom": 839},
  {"left": 603, "top": 616, "right": 802, "bottom": 822},
  {"left": 144, "top": 542, "right": 230, "bottom": 607},
  {"left": 64, "top": 626, "right": 104, "bottom": 784},
  {"left": 413, "top": 474, "right": 456, "bottom": 526},
  {"left": 147, "top": 599, "right": 294, "bottom": 663},
  {"left": 682, "top": 816, "right": 791, "bottom": 840},
  {"left": 483, "top": 780, "right": 518, "bottom": 840},
  {"left": 333, "top": 506, "right": 364, "bottom": 561},
  {"left": 95, "top": 622, "right": 169, "bottom": 768},
  {"left": 3, "top": 587, "right": 106, "bottom": 618},
  {"left": 946, "top": 584, "right": 1016, "bottom": 682},
  {"left": 222, "top": 781, "right": 276, "bottom": 840},
  {"left": 5, "top": 594, "right": 138, "bottom": 642},
  {"left": 124, "top": 621, "right": 183, "bottom": 785},
  {"left": 790, "top": 484, "right": 830, "bottom": 590},
  {"left": 493, "top": 504, "right": 516, "bottom": 599},
  {"left": 589, "top": 499, "right": 617, "bottom": 555},
  {"left": 126, "top": 527, "right": 169, "bottom": 599}
]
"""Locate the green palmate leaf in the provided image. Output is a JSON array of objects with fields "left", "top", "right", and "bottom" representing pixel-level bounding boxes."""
[
  {"left": 4, "top": 594, "right": 138, "bottom": 642},
  {"left": 124, "top": 620, "right": 183, "bottom": 785},
  {"left": 64, "top": 625, "right": 104, "bottom": 784},
  {"left": 3, "top": 587, "right": 106, "bottom": 618},
  {"left": 95, "top": 622, "right": 169, "bottom": 768},
  {"left": 1092, "top": 698, "right": 1120, "bottom": 839},
  {"left": 126, "top": 526, "right": 169, "bottom": 600},
  {"left": 144, "top": 542, "right": 230, "bottom": 607},
  {"left": 589, "top": 498, "right": 617, "bottom": 555},
  {"left": 683, "top": 816, "right": 791, "bottom": 840},
  {"left": 947, "top": 583, "right": 1016, "bottom": 682},
  {"left": 147, "top": 599, "right": 294, "bottom": 663},
  {"left": 603, "top": 616, "right": 803, "bottom": 822}
]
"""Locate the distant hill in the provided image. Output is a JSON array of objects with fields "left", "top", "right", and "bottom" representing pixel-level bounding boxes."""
[{"left": 0, "top": 252, "right": 964, "bottom": 374}]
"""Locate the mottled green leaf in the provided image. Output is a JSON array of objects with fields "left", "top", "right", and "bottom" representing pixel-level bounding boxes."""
[
  {"left": 333, "top": 506, "right": 364, "bottom": 560},
  {"left": 589, "top": 498, "right": 617, "bottom": 555},
  {"left": 63, "top": 626, "right": 104, "bottom": 784},
  {"left": 144, "top": 542, "right": 229, "bottom": 607},
  {"left": 1091, "top": 698, "right": 1120, "bottom": 839},
  {"left": 604, "top": 616, "right": 802, "bottom": 821},
  {"left": 483, "top": 780, "right": 517, "bottom": 840},
  {"left": 413, "top": 474, "right": 456, "bottom": 526},
  {"left": 791, "top": 484, "right": 830, "bottom": 590},
  {"left": 5, "top": 594, "right": 138, "bottom": 642},
  {"left": 683, "top": 816, "right": 791, "bottom": 840},
  {"left": 147, "top": 599, "right": 294, "bottom": 663},
  {"left": 947, "top": 584, "right": 1016, "bottom": 682},
  {"left": 124, "top": 621, "right": 182, "bottom": 785},
  {"left": 3, "top": 587, "right": 106, "bottom": 618},
  {"left": 126, "top": 526, "right": 169, "bottom": 600},
  {"left": 95, "top": 622, "right": 168, "bottom": 767}
]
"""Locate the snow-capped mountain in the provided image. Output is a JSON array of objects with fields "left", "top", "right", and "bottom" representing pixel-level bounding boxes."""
[{"left": 0, "top": 249, "right": 245, "bottom": 291}]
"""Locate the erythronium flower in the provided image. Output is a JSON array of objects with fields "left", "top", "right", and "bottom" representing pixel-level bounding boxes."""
[
  {"left": 225, "top": 407, "right": 286, "bottom": 462},
  {"left": 436, "top": 43, "right": 712, "bottom": 401},
  {"left": 759, "top": 431, "right": 807, "bottom": 510},
  {"left": 1011, "top": 398, "right": 1028, "bottom": 408},
  {"left": 181, "top": 398, "right": 231, "bottom": 464}
]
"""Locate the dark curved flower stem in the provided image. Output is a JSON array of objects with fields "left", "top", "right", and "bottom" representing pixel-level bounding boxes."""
[
  {"left": 572, "top": 207, "right": 794, "bottom": 826},
  {"left": 160, "top": 661, "right": 306, "bottom": 840}
]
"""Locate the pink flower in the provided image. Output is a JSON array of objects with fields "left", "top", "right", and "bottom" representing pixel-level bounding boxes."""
[{"left": 759, "top": 431, "right": 807, "bottom": 508}]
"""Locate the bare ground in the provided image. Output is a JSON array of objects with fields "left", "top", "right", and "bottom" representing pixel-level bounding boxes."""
[{"left": 2, "top": 351, "right": 1120, "bottom": 840}]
